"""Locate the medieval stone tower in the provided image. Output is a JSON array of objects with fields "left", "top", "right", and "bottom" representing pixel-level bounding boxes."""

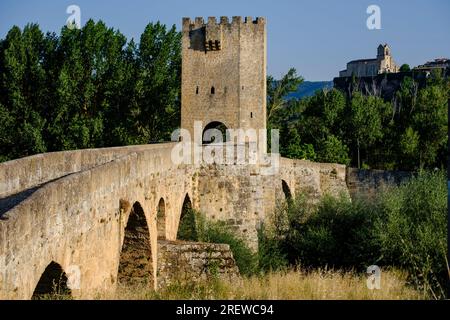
[{"left": 181, "top": 16, "right": 267, "bottom": 144}]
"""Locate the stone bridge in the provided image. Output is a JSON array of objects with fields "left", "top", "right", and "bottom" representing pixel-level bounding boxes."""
[
  {"left": 0, "top": 15, "right": 410, "bottom": 300},
  {"left": 0, "top": 142, "right": 349, "bottom": 299}
]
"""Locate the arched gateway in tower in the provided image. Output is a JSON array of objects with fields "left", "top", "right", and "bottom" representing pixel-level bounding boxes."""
[{"left": 180, "top": 16, "right": 267, "bottom": 149}]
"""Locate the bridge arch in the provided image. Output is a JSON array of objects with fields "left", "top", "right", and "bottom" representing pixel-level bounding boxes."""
[
  {"left": 177, "top": 193, "right": 197, "bottom": 240},
  {"left": 31, "top": 261, "right": 71, "bottom": 299},
  {"left": 117, "top": 201, "right": 152, "bottom": 287},
  {"left": 157, "top": 198, "right": 166, "bottom": 240}
]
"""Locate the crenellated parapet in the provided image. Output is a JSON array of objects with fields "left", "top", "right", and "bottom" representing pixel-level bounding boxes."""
[
  {"left": 182, "top": 16, "right": 265, "bottom": 51},
  {"left": 182, "top": 16, "right": 265, "bottom": 30}
]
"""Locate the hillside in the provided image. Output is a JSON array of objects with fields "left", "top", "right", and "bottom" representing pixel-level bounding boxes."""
[{"left": 286, "top": 81, "right": 333, "bottom": 99}]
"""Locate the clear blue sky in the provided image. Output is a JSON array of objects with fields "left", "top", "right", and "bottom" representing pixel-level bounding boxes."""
[{"left": 1, "top": 0, "right": 449, "bottom": 80}]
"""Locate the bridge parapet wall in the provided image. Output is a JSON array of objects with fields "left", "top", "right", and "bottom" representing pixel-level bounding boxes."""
[
  {"left": 0, "top": 143, "right": 177, "bottom": 198},
  {"left": 279, "top": 157, "right": 349, "bottom": 200}
]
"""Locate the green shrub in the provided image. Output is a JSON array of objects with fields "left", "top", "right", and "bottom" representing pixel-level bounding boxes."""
[
  {"left": 275, "top": 194, "right": 381, "bottom": 270},
  {"left": 267, "top": 170, "right": 447, "bottom": 298},
  {"left": 199, "top": 221, "right": 257, "bottom": 276},
  {"left": 182, "top": 211, "right": 257, "bottom": 276},
  {"left": 256, "top": 225, "right": 288, "bottom": 272},
  {"left": 376, "top": 170, "right": 447, "bottom": 298}
]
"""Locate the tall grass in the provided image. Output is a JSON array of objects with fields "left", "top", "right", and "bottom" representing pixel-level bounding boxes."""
[{"left": 108, "top": 268, "right": 422, "bottom": 300}]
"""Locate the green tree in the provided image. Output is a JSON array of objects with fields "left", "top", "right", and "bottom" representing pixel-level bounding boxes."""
[
  {"left": 267, "top": 68, "right": 303, "bottom": 127},
  {"left": 395, "top": 76, "right": 418, "bottom": 120},
  {"left": 281, "top": 124, "right": 316, "bottom": 160},
  {"left": 132, "top": 22, "right": 181, "bottom": 143},
  {"left": 0, "top": 20, "right": 185, "bottom": 162},
  {"left": 399, "top": 64, "right": 411, "bottom": 72},
  {"left": 399, "top": 127, "right": 420, "bottom": 169},
  {"left": 411, "top": 82, "right": 448, "bottom": 168},
  {"left": 0, "top": 24, "right": 47, "bottom": 160},
  {"left": 347, "top": 93, "right": 390, "bottom": 168},
  {"left": 0, "top": 102, "right": 15, "bottom": 162},
  {"left": 317, "top": 135, "right": 350, "bottom": 165}
]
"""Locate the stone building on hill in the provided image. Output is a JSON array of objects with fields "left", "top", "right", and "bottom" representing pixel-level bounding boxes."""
[
  {"left": 414, "top": 58, "right": 450, "bottom": 74},
  {"left": 339, "top": 44, "right": 399, "bottom": 77}
]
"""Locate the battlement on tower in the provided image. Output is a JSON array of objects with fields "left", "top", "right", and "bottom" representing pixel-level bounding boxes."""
[
  {"left": 182, "top": 16, "right": 265, "bottom": 30},
  {"left": 182, "top": 16, "right": 265, "bottom": 52}
]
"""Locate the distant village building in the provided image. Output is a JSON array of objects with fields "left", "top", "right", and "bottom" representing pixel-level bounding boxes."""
[
  {"left": 414, "top": 58, "right": 450, "bottom": 74},
  {"left": 339, "top": 44, "right": 399, "bottom": 77}
]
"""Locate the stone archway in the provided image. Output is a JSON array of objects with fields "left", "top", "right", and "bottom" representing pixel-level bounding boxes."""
[
  {"left": 202, "top": 121, "right": 228, "bottom": 144},
  {"left": 157, "top": 198, "right": 166, "bottom": 240},
  {"left": 31, "top": 261, "right": 71, "bottom": 300},
  {"left": 117, "top": 201, "right": 152, "bottom": 287},
  {"left": 177, "top": 194, "right": 197, "bottom": 241}
]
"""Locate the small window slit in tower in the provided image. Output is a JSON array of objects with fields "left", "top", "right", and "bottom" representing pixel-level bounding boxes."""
[{"left": 211, "top": 86, "right": 215, "bottom": 94}]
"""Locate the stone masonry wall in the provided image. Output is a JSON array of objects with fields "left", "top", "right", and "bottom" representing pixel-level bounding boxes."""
[
  {"left": 157, "top": 240, "right": 239, "bottom": 289},
  {"left": 346, "top": 167, "right": 413, "bottom": 199},
  {"left": 194, "top": 156, "right": 350, "bottom": 250}
]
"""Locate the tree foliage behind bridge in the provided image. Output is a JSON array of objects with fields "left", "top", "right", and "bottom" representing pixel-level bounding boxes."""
[
  {"left": 268, "top": 69, "right": 449, "bottom": 171},
  {"left": 0, "top": 20, "right": 181, "bottom": 162}
]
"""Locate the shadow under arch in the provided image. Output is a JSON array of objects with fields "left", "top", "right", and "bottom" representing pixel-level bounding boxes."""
[
  {"left": 281, "top": 180, "right": 293, "bottom": 202},
  {"left": 157, "top": 197, "right": 166, "bottom": 240},
  {"left": 202, "top": 121, "right": 228, "bottom": 144},
  {"left": 177, "top": 193, "right": 197, "bottom": 241},
  {"left": 117, "top": 201, "right": 152, "bottom": 287},
  {"left": 31, "top": 261, "right": 71, "bottom": 300}
]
